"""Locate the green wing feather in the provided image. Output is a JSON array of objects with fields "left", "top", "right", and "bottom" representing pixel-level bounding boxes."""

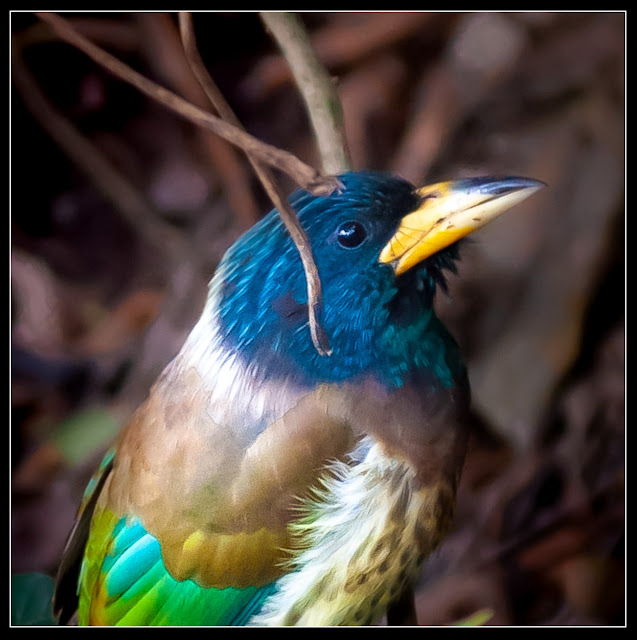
[
  {"left": 55, "top": 448, "right": 276, "bottom": 626},
  {"left": 80, "top": 509, "right": 275, "bottom": 625}
]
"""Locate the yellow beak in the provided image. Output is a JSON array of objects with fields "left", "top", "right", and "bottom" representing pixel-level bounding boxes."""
[{"left": 379, "top": 176, "right": 545, "bottom": 275}]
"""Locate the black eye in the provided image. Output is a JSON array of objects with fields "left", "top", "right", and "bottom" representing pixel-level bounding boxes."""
[{"left": 336, "top": 221, "right": 367, "bottom": 248}]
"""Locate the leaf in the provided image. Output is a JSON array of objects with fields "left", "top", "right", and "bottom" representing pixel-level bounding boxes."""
[
  {"left": 450, "top": 608, "right": 494, "bottom": 626},
  {"left": 11, "top": 573, "right": 58, "bottom": 626},
  {"left": 51, "top": 407, "right": 120, "bottom": 466}
]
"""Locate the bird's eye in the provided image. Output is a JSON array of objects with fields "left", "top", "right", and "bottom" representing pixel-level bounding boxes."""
[{"left": 335, "top": 221, "right": 367, "bottom": 248}]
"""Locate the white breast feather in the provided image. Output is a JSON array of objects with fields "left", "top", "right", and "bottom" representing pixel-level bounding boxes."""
[{"left": 252, "top": 441, "right": 435, "bottom": 626}]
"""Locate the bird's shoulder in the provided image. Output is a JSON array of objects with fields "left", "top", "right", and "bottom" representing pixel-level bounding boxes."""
[{"left": 97, "top": 349, "right": 363, "bottom": 588}]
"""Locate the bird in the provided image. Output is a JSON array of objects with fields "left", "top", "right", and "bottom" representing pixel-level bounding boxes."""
[{"left": 53, "top": 170, "right": 543, "bottom": 626}]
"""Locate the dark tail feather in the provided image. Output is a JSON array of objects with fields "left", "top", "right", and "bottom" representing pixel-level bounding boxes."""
[{"left": 53, "top": 457, "right": 114, "bottom": 625}]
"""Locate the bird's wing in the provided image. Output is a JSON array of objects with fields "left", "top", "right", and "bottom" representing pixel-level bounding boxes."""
[
  {"left": 57, "top": 367, "right": 360, "bottom": 625},
  {"left": 77, "top": 507, "right": 277, "bottom": 625}
]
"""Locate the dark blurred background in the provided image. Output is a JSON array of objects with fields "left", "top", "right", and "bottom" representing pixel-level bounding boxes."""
[{"left": 11, "top": 12, "right": 625, "bottom": 625}]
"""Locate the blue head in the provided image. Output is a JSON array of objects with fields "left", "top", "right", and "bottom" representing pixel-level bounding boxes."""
[{"left": 211, "top": 171, "right": 543, "bottom": 390}]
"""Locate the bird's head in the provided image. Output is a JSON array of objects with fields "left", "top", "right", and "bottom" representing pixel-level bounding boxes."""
[{"left": 210, "top": 171, "right": 543, "bottom": 388}]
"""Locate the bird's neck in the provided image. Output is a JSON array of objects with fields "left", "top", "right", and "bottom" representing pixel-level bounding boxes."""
[
  {"left": 174, "top": 291, "right": 311, "bottom": 435},
  {"left": 189, "top": 268, "right": 463, "bottom": 394}
]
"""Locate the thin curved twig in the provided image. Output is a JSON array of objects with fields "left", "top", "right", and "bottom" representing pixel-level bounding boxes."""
[
  {"left": 178, "top": 12, "right": 331, "bottom": 355},
  {"left": 34, "top": 12, "right": 341, "bottom": 198},
  {"left": 138, "top": 13, "right": 260, "bottom": 227}
]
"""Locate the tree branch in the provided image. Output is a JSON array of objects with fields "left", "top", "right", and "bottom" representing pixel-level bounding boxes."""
[
  {"left": 34, "top": 12, "right": 341, "bottom": 197},
  {"left": 260, "top": 12, "right": 351, "bottom": 175},
  {"left": 137, "top": 13, "right": 260, "bottom": 228}
]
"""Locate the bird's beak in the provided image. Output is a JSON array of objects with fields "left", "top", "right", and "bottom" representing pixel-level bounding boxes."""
[{"left": 379, "top": 176, "right": 545, "bottom": 276}]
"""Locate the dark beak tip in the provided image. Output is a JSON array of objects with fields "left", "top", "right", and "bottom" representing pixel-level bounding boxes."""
[
  {"left": 505, "top": 176, "right": 547, "bottom": 188},
  {"left": 514, "top": 177, "right": 547, "bottom": 189},
  {"left": 479, "top": 176, "right": 547, "bottom": 197}
]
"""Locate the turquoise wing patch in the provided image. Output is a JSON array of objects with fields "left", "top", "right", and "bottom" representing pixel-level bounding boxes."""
[{"left": 81, "top": 514, "right": 276, "bottom": 626}]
